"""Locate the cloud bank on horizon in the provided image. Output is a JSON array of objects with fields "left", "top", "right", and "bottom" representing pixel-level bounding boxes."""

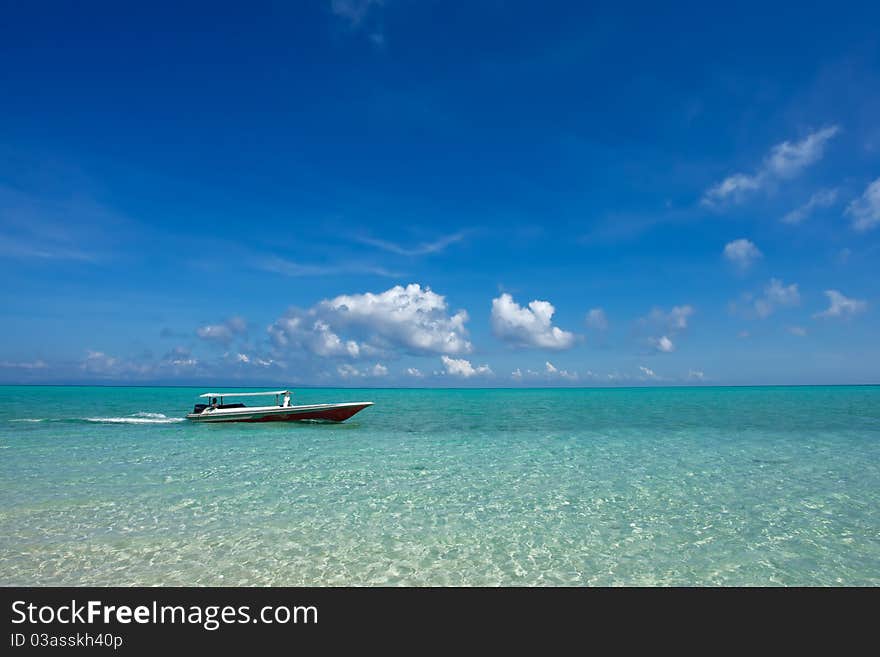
[{"left": 0, "top": 2, "right": 877, "bottom": 386}]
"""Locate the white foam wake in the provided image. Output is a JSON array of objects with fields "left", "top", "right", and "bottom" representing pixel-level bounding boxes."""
[
  {"left": 84, "top": 412, "right": 184, "bottom": 425},
  {"left": 9, "top": 418, "right": 45, "bottom": 423}
]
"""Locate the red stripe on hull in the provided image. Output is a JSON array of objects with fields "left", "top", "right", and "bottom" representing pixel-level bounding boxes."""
[{"left": 236, "top": 403, "right": 371, "bottom": 423}]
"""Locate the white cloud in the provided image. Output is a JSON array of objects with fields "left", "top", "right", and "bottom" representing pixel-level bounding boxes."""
[
  {"left": 356, "top": 231, "right": 467, "bottom": 256},
  {"left": 585, "top": 307, "right": 608, "bottom": 330},
  {"left": 765, "top": 126, "right": 840, "bottom": 177},
  {"left": 723, "top": 238, "right": 762, "bottom": 270},
  {"left": 0, "top": 359, "right": 48, "bottom": 370},
  {"left": 639, "top": 365, "right": 657, "bottom": 378},
  {"left": 666, "top": 305, "right": 694, "bottom": 331},
  {"left": 846, "top": 177, "right": 880, "bottom": 232},
  {"left": 703, "top": 173, "right": 762, "bottom": 204},
  {"left": 782, "top": 188, "right": 838, "bottom": 225},
  {"left": 406, "top": 367, "right": 424, "bottom": 378},
  {"left": 256, "top": 256, "right": 399, "bottom": 279},
  {"left": 329, "top": 0, "right": 383, "bottom": 26},
  {"left": 545, "top": 361, "right": 578, "bottom": 380},
  {"left": 196, "top": 316, "right": 247, "bottom": 344},
  {"left": 490, "top": 293, "right": 576, "bottom": 350},
  {"left": 79, "top": 350, "right": 151, "bottom": 377},
  {"left": 83, "top": 350, "right": 117, "bottom": 371},
  {"left": 268, "top": 316, "right": 366, "bottom": 358},
  {"left": 269, "top": 283, "right": 472, "bottom": 358},
  {"left": 813, "top": 290, "right": 867, "bottom": 319},
  {"left": 702, "top": 126, "right": 840, "bottom": 205},
  {"left": 754, "top": 278, "right": 800, "bottom": 318},
  {"left": 650, "top": 335, "right": 675, "bottom": 353},
  {"left": 441, "top": 355, "right": 492, "bottom": 378},
  {"left": 788, "top": 326, "right": 808, "bottom": 337},
  {"left": 511, "top": 368, "right": 523, "bottom": 380},
  {"left": 687, "top": 369, "right": 705, "bottom": 381},
  {"left": 337, "top": 362, "right": 388, "bottom": 378},
  {"left": 640, "top": 305, "right": 693, "bottom": 353}
]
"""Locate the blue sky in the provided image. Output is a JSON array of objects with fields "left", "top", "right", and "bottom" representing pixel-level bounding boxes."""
[{"left": 1, "top": 1, "right": 878, "bottom": 386}]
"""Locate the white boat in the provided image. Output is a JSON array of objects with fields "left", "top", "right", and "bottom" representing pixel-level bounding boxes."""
[{"left": 186, "top": 390, "right": 373, "bottom": 423}]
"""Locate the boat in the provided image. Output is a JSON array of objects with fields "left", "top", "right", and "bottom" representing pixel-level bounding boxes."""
[{"left": 185, "top": 390, "right": 373, "bottom": 423}]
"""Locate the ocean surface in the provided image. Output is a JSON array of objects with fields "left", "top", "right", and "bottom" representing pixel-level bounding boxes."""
[{"left": 1, "top": 385, "right": 878, "bottom": 586}]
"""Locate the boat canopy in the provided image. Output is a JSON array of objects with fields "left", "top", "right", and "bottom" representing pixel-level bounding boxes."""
[{"left": 199, "top": 390, "right": 289, "bottom": 398}]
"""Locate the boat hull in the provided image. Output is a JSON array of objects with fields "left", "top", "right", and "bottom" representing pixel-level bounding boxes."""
[{"left": 186, "top": 402, "right": 373, "bottom": 423}]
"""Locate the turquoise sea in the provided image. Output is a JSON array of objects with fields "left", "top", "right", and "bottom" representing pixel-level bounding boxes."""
[{"left": 1, "top": 385, "right": 878, "bottom": 586}]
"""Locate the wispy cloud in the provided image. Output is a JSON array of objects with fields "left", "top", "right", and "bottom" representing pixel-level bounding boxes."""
[
  {"left": 702, "top": 126, "right": 840, "bottom": 206},
  {"left": 0, "top": 359, "right": 48, "bottom": 370},
  {"left": 781, "top": 188, "right": 838, "bottom": 225},
  {"left": 355, "top": 231, "right": 467, "bottom": 257},
  {"left": 755, "top": 278, "right": 800, "bottom": 318},
  {"left": 0, "top": 184, "right": 129, "bottom": 263},
  {"left": 585, "top": 308, "right": 608, "bottom": 331},
  {"left": 196, "top": 316, "right": 248, "bottom": 345},
  {"left": 329, "top": 0, "right": 386, "bottom": 46},
  {"left": 255, "top": 255, "right": 401, "bottom": 278},
  {"left": 639, "top": 305, "right": 694, "bottom": 353},
  {"left": 330, "top": 0, "right": 383, "bottom": 27},
  {"left": 845, "top": 177, "right": 880, "bottom": 232},
  {"left": 813, "top": 290, "right": 867, "bottom": 319}
]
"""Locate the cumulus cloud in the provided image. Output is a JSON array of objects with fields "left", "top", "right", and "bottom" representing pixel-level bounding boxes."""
[
  {"left": 440, "top": 355, "right": 492, "bottom": 378},
  {"left": 337, "top": 362, "right": 388, "bottom": 378},
  {"left": 490, "top": 293, "right": 576, "bottom": 350},
  {"left": 782, "top": 188, "right": 838, "bottom": 225},
  {"left": 650, "top": 335, "right": 675, "bottom": 353},
  {"left": 269, "top": 283, "right": 472, "bottom": 358},
  {"left": 268, "top": 316, "right": 365, "bottom": 358},
  {"left": 813, "top": 290, "right": 867, "bottom": 319},
  {"left": 545, "top": 361, "right": 578, "bottom": 380},
  {"left": 639, "top": 365, "right": 657, "bottom": 378},
  {"left": 702, "top": 126, "right": 840, "bottom": 205},
  {"left": 585, "top": 308, "right": 608, "bottom": 330},
  {"left": 723, "top": 238, "right": 762, "bottom": 270},
  {"left": 687, "top": 369, "right": 705, "bottom": 381},
  {"left": 196, "top": 316, "right": 247, "bottom": 344},
  {"left": 406, "top": 367, "right": 424, "bottom": 378},
  {"left": 846, "top": 177, "right": 880, "bottom": 232}
]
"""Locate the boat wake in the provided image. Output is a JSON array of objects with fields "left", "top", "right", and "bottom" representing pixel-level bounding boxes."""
[{"left": 83, "top": 412, "right": 185, "bottom": 425}]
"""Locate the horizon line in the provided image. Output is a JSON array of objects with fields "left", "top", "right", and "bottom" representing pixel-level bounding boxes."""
[{"left": 0, "top": 383, "right": 877, "bottom": 390}]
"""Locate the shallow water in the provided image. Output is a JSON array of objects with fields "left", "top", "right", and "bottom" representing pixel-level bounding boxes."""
[{"left": 1, "top": 385, "right": 878, "bottom": 585}]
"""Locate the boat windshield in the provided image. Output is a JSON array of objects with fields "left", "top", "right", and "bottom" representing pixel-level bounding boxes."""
[{"left": 195, "top": 390, "right": 291, "bottom": 411}]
